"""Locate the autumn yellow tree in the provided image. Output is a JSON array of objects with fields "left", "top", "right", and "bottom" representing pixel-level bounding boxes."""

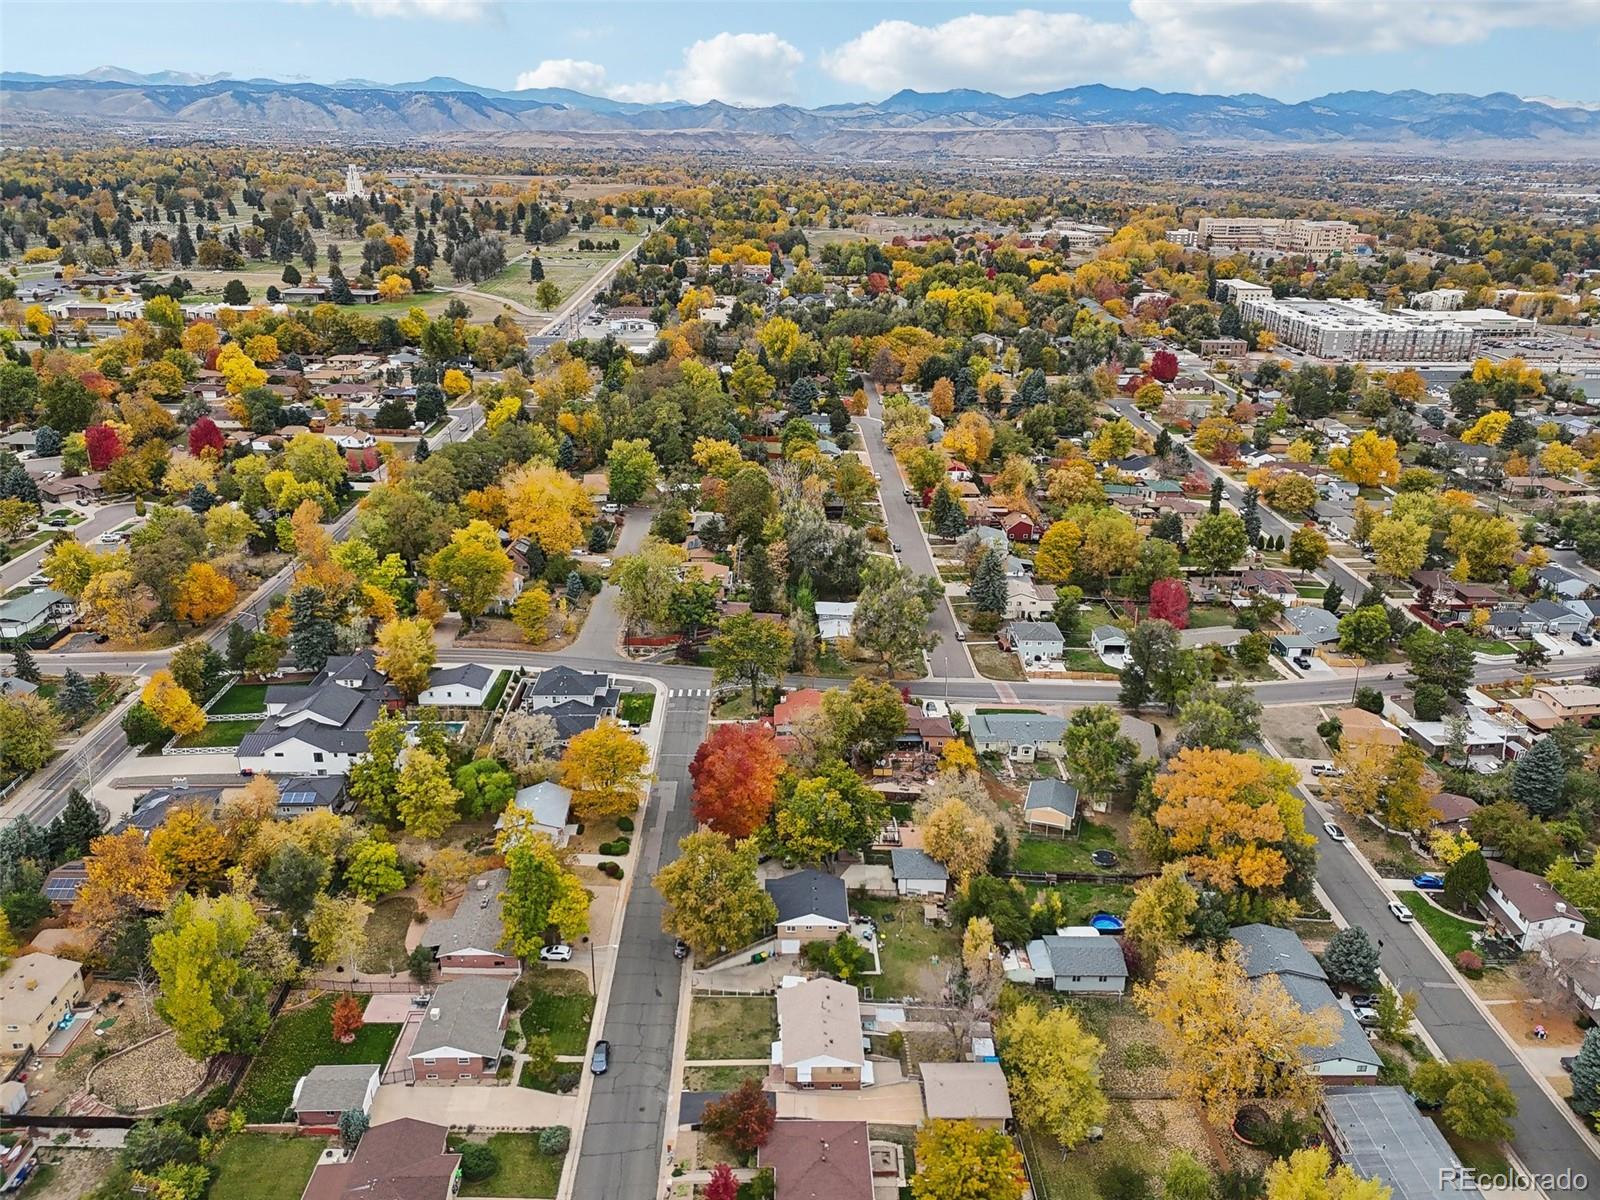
[
  {"left": 1135, "top": 943, "right": 1337, "bottom": 1118},
  {"left": 1151, "top": 748, "right": 1310, "bottom": 894},
  {"left": 76, "top": 829, "right": 174, "bottom": 942},
  {"left": 1461, "top": 410, "right": 1510, "bottom": 446},
  {"left": 1328, "top": 430, "right": 1401, "bottom": 488},
  {"left": 559, "top": 718, "right": 650, "bottom": 821},
  {"left": 80, "top": 569, "right": 156, "bottom": 641},
  {"left": 148, "top": 802, "right": 228, "bottom": 893},
  {"left": 939, "top": 739, "right": 978, "bottom": 774},
  {"left": 1331, "top": 742, "right": 1438, "bottom": 834},
  {"left": 1263, "top": 1146, "right": 1391, "bottom": 1200},
  {"left": 997, "top": 1001, "right": 1108, "bottom": 1147},
  {"left": 1540, "top": 441, "right": 1585, "bottom": 479},
  {"left": 1033, "top": 519, "right": 1083, "bottom": 584},
  {"left": 427, "top": 519, "right": 512, "bottom": 626},
  {"left": 174, "top": 561, "right": 237, "bottom": 625},
  {"left": 142, "top": 670, "right": 206, "bottom": 737},
  {"left": 374, "top": 616, "right": 436, "bottom": 703},
  {"left": 941, "top": 411, "right": 995, "bottom": 468},
  {"left": 919, "top": 797, "right": 995, "bottom": 884},
  {"left": 503, "top": 462, "right": 596, "bottom": 554},
  {"left": 442, "top": 368, "right": 471, "bottom": 400}
]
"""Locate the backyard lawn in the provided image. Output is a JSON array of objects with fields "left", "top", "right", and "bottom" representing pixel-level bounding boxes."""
[
  {"left": 206, "top": 1133, "right": 323, "bottom": 1200},
  {"left": 618, "top": 691, "right": 656, "bottom": 725},
  {"left": 173, "top": 720, "right": 257, "bottom": 749},
  {"left": 1396, "top": 890, "right": 1483, "bottom": 960},
  {"left": 357, "top": 896, "right": 417, "bottom": 974},
  {"left": 685, "top": 997, "right": 777, "bottom": 1060},
  {"left": 850, "top": 897, "right": 963, "bottom": 1001},
  {"left": 482, "top": 670, "right": 511, "bottom": 710},
  {"left": 1012, "top": 821, "right": 1124, "bottom": 875},
  {"left": 682, "top": 1064, "right": 768, "bottom": 1090},
  {"left": 235, "top": 997, "right": 402, "bottom": 1122},
  {"left": 449, "top": 1132, "right": 565, "bottom": 1198},
  {"left": 209, "top": 682, "right": 303, "bottom": 714},
  {"left": 517, "top": 968, "right": 595, "bottom": 1057}
]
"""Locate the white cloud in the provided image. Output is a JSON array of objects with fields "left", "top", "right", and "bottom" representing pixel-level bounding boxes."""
[
  {"left": 518, "top": 32, "right": 804, "bottom": 107},
  {"left": 515, "top": 59, "right": 609, "bottom": 93},
  {"left": 823, "top": 2, "right": 1600, "bottom": 94},
  {"left": 295, "top": 0, "right": 498, "bottom": 21}
]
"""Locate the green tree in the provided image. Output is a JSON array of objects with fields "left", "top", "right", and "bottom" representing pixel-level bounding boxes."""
[
  {"left": 1570, "top": 1026, "right": 1600, "bottom": 1113},
  {"left": 427, "top": 519, "right": 512, "bottom": 628},
  {"left": 395, "top": 749, "right": 459, "bottom": 838},
  {"left": 709, "top": 613, "right": 793, "bottom": 707},
  {"left": 1338, "top": 604, "right": 1392, "bottom": 659},
  {"left": 997, "top": 1001, "right": 1108, "bottom": 1148},
  {"left": 257, "top": 843, "right": 330, "bottom": 926},
  {"left": 495, "top": 808, "right": 590, "bottom": 954},
  {"left": 769, "top": 760, "right": 889, "bottom": 865},
  {"left": 1411, "top": 1059, "right": 1518, "bottom": 1142},
  {"left": 850, "top": 558, "right": 942, "bottom": 671},
  {"left": 350, "top": 710, "right": 406, "bottom": 823},
  {"left": 1511, "top": 735, "right": 1566, "bottom": 817},
  {"left": 1402, "top": 626, "right": 1476, "bottom": 700},
  {"left": 1444, "top": 848, "right": 1491, "bottom": 912},
  {"left": 454, "top": 758, "right": 518, "bottom": 819},
  {"left": 345, "top": 838, "right": 406, "bottom": 901},
  {"left": 1323, "top": 926, "right": 1380, "bottom": 989},
  {"left": 1287, "top": 527, "right": 1328, "bottom": 575},
  {"left": 1064, "top": 705, "right": 1138, "bottom": 806},
  {"left": 654, "top": 830, "right": 777, "bottom": 957},
  {"left": 969, "top": 545, "right": 1009, "bottom": 616},
  {"left": 150, "top": 893, "right": 271, "bottom": 1059},
  {"left": 1189, "top": 511, "right": 1248, "bottom": 575},
  {"left": 818, "top": 677, "right": 907, "bottom": 764},
  {"left": 604, "top": 437, "right": 659, "bottom": 506}
]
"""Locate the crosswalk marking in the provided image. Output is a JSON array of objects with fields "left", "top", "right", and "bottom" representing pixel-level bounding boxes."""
[{"left": 668, "top": 688, "right": 711, "bottom": 698}]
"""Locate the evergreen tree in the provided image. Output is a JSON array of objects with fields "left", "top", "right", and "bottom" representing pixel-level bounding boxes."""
[
  {"left": 1323, "top": 926, "right": 1380, "bottom": 988},
  {"left": 56, "top": 668, "right": 95, "bottom": 723},
  {"left": 225, "top": 622, "right": 251, "bottom": 673},
  {"left": 1571, "top": 1026, "right": 1600, "bottom": 1113},
  {"left": 1322, "top": 581, "right": 1344, "bottom": 614},
  {"left": 529, "top": 257, "right": 544, "bottom": 282},
  {"left": 743, "top": 540, "right": 775, "bottom": 612},
  {"left": 970, "top": 546, "right": 1009, "bottom": 616},
  {"left": 930, "top": 484, "right": 967, "bottom": 537},
  {"left": 557, "top": 433, "right": 576, "bottom": 469},
  {"left": 1444, "top": 849, "right": 1491, "bottom": 912},
  {"left": 565, "top": 570, "right": 584, "bottom": 603},
  {"left": 1209, "top": 476, "right": 1224, "bottom": 515},
  {"left": 413, "top": 435, "right": 430, "bottom": 462},
  {"left": 11, "top": 644, "right": 39, "bottom": 684},
  {"left": 790, "top": 378, "right": 818, "bottom": 416},
  {"left": 1511, "top": 736, "right": 1565, "bottom": 816},
  {"left": 54, "top": 789, "right": 104, "bottom": 860},
  {"left": 1241, "top": 487, "right": 1261, "bottom": 546},
  {"left": 289, "top": 586, "right": 335, "bottom": 673}
]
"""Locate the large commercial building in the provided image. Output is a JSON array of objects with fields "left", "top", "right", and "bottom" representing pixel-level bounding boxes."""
[
  {"left": 1234, "top": 294, "right": 1477, "bottom": 360},
  {"left": 1198, "top": 218, "right": 1360, "bottom": 258}
]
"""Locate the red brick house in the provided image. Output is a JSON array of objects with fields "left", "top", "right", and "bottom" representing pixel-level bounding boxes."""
[
  {"left": 408, "top": 976, "right": 511, "bottom": 1084},
  {"left": 418, "top": 868, "right": 519, "bottom": 975}
]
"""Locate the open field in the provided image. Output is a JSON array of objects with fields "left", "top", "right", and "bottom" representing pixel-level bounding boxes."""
[
  {"left": 478, "top": 231, "right": 641, "bottom": 310},
  {"left": 686, "top": 997, "right": 777, "bottom": 1060}
]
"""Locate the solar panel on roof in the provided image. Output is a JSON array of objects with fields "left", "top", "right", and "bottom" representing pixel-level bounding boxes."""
[{"left": 44, "top": 878, "right": 83, "bottom": 900}]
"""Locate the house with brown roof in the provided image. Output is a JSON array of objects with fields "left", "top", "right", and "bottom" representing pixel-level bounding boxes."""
[
  {"left": 772, "top": 688, "right": 825, "bottom": 735},
  {"left": 299, "top": 1117, "right": 460, "bottom": 1200},
  {"left": 1428, "top": 792, "right": 1478, "bottom": 831},
  {"left": 1336, "top": 707, "right": 1406, "bottom": 749},
  {"left": 920, "top": 1061, "right": 1013, "bottom": 1128},
  {"left": 758, "top": 1120, "right": 873, "bottom": 1200},
  {"left": 1504, "top": 684, "right": 1600, "bottom": 731},
  {"left": 1482, "top": 859, "right": 1584, "bottom": 950},
  {"left": 773, "top": 977, "right": 866, "bottom": 1089},
  {"left": 1540, "top": 932, "right": 1600, "bottom": 1019}
]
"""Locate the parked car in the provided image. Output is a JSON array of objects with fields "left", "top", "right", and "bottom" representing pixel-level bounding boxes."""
[
  {"left": 1323, "top": 822, "right": 1347, "bottom": 842},
  {"left": 1352, "top": 1006, "right": 1380, "bottom": 1028},
  {"left": 1387, "top": 900, "right": 1415, "bottom": 923},
  {"left": 538, "top": 943, "right": 573, "bottom": 962},
  {"left": 590, "top": 1039, "right": 610, "bottom": 1075},
  {"left": 25, "top": 573, "right": 48, "bottom": 586},
  {"left": 1576, "top": 631, "right": 1594, "bottom": 647},
  {"left": 96, "top": 531, "right": 123, "bottom": 545},
  {"left": 1310, "top": 764, "right": 1343, "bottom": 778},
  {"left": 1348, "top": 994, "right": 1378, "bottom": 1009},
  {"left": 955, "top": 629, "right": 966, "bottom": 642},
  {"left": 1562, "top": 1056, "right": 1577, "bottom": 1074},
  {"left": 1090, "top": 849, "right": 1119, "bottom": 869},
  {"left": 1412, "top": 873, "right": 1445, "bottom": 891},
  {"left": 892, "top": 542, "right": 902, "bottom": 553},
  {"left": 673, "top": 938, "right": 690, "bottom": 960}
]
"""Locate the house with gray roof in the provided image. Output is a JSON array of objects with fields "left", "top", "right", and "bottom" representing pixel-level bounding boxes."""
[
  {"left": 291, "top": 1064, "right": 379, "bottom": 1127},
  {"left": 419, "top": 662, "right": 498, "bottom": 707},
  {"left": 408, "top": 975, "right": 511, "bottom": 1084},
  {"left": 1023, "top": 778, "right": 1079, "bottom": 835},
  {"left": 525, "top": 666, "right": 618, "bottom": 712},
  {"left": 498, "top": 781, "right": 575, "bottom": 846},
  {"left": 1009, "top": 934, "right": 1127, "bottom": 994},
  {"left": 967, "top": 712, "right": 1067, "bottom": 762},
  {"left": 1524, "top": 599, "right": 1587, "bottom": 635},
  {"left": 1231, "top": 923, "right": 1327, "bottom": 981},
  {"left": 418, "top": 869, "right": 519, "bottom": 974},
  {"left": 1090, "top": 625, "right": 1128, "bottom": 666},
  {"left": 1535, "top": 564, "right": 1589, "bottom": 600},
  {"left": 1232, "top": 925, "right": 1380, "bottom": 1083},
  {"left": 239, "top": 649, "right": 396, "bottom": 778},
  {"left": 767, "top": 869, "right": 849, "bottom": 952},
  {"left": 274, "top": 776, "right": 348, "bottom": 818},
  {"left": 0, "top": 588, "right": 73, "bottom": 641},
  {"left": 114, "top": 784, "right": 224, "bottom": 836},
  {"left": 1281, "top": 605, "right": 1339, "bottom": 645},
  {"left": 890, "top": 848, "right": 948, "bottom": 897},
  {"left": 1003, "top": 620, "right": 1064, "bottom": 667},
  {"left": 1321, "top": 1087, "right": 1465, "bottom": 1200}
]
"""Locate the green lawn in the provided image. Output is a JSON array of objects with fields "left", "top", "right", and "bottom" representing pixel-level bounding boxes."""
[
  {"left": 235, "top": 997, "right": 402, "bottom": 1122},
  {"left": 682, "top": 1064, "right": 768, "bottom": 1091},
  {"left": 208, "top": 682, "right": 281, "bottom": 714},
  {"left": 482, "top": 670, "right": 511, "bottom": 710},
  {"left": 1185, "top": 605, "right": 1238, "bottom": 628},
  {"left": 850, "top": 897, "right": 963, "bottom": 1001},
  {"left": 1396, "top": 890, "right": 1482, "bottom": 960},
  {"left": 685, "top": 997, "right": 777, "bottom": 1060},
  {"left": 449, "top": 1132, "right": 565, "bottom": 1198},
  {"left": 206, "top": 1134, "right": 324, "bottom": 1200},
  {"left": 357, "top": 896, "right": 417, "bottom": 974},
  {"left": 1051, "top": 883, "right": 1136, "bottom": 925},
  {"left": 1295, "top": 584, "right": 1328, "bottom": 597},
  {"left": 518, "top": 969, "right": 595, "bottom": 1057},
  {"left": 1012, "top": 820, "right": 1124, "bottom": 875},
  {"left": 172, "top": 719, "right": 257, "bottom": 748},
  {"left": 618, "top": 691, "right": 656, "bottom": 725}
]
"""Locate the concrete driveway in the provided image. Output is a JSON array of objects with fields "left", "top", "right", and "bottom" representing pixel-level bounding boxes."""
[
  {"left": 372, "top": 1081, "right": 577, "bottom": 1130},
  {"left": 775, "top": 1079, "right": 926, "bottom": 1124}
]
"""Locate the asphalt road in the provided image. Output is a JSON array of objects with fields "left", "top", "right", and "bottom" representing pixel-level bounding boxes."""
[
  {"left": 571, "top": 691, "right": 709, "bottom": 1200},
  {"left": 0, "top": 501, "right": 139, "bottom": 592},
  {"left": 1307, "top": 803, "right": 1598, "bottom": 1196},
  {"left": 856, "top": 383, "right": 975, "bottom": 679}
]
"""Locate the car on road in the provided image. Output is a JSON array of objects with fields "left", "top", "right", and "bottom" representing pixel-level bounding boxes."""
[
  {"left": 1387, "top": 900, "right": 1415, "bottom": 923},
  {"left": 1089, "top": 849, "right": 1119, "bottom": 869},
  {"left": 45, "top": 516, "right": 68, "bottom": 528},
  {"left": 1556, "top": 540, "right": 1578, "bottom": 551},
  {"left": 1323, "top": 822, "right": 1347, "bottom": 842},
  {"left": 891, "top": 542, "right": 902, "bottom": 553},
  {"left": 538, "top": 943, "right": 573, "bottom": 962},
  {"left": 1412, "top": 873, "right": 1445, "bottom": 891},
  {"left": 903, "top": 489, "right": 914, "bottom": 502},
  {"left": 590, "top": 1039, "right": 610, "bottom": 1075},
  {"left": 955, "top": 629, "right": 966, "bottom": 641},
  {"left": 673, "top": 938, "right": 690, "bottom": 960},
  {"left": 96, "top": 531, "right": 124, "bottom": 545},
  {"left": 25, "top": 573, "right": 48, "bottom": 586}
]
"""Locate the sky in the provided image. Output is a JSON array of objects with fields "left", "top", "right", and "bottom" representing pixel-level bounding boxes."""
[{"left": 3, "top": 0, "right": 1599, "bottom": 108}]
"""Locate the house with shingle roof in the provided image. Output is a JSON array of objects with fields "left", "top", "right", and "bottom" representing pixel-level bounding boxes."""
[
  {"left": 1231, "top": 925, "right": 1380, "bottom": 1083},
  {"left": 408, "top": 975, "right": 511, "bottom": 1084},
  {"left": 967, "top": 712, "right": 1066, "bottom": 762},
  {"left": 290, "top": 1064, "right": 379, "bottom": 1127},
  {"left": 889, "top": 848, "right": 947, "bottom": 897},
  {"left": 418, "top": 869, "right": 518, "bottom": 974},
  {"left": 773, "top": 977, "right": 867, "bottom": 1088},
  {"left": 767, "top": 870, "right": 849, "bottom": 951}
]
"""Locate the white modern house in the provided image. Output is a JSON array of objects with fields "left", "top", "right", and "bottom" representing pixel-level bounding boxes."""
[
  {"left": 815, "top": 601, "right": 857, "bottom": 645},
  {"left": 0, "top": 589, "right": 74, "bottom": 641},
  {"left": 1090, "top": 625, "right": 1129, "bottom": 667},
  {"left": 1482, "top": 860, "right": 1584, "bottom": 950},
  {"left": 419, "top": 663, "right": 498, "bottom": 708},
  {"left": 1005, "top": 620, "right": 1065, "bottom": 668}
]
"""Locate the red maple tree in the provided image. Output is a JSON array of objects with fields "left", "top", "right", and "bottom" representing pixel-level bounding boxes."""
[
  {"left": 1148, "top": 577, "right": 1190, "bottom": 630},
  {"left": 705, "top": 1163, "right": 739, "bottom": 1200},
  {"left": 689, "top": 723, "right": 785, "bottom": 840},
  {"left": 700, "top": 1078, "right": 775, "bottom": 1155},
  {"left": 188, "top": 416, "right": 225, "bottom": 458},
  {"left": 84, "top": 423, "right": 124, "bottom": 471},
  {"left": 331, "top": 994, "right": 364, "bottom": 1044},
  {"left": 1150, "top": 349, "right": 1179, "bottom": 382}
]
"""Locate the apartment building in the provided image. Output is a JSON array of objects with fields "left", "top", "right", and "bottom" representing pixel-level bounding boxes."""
[
  {"left": 1234, "top": 294, "right": 1476, "bottom": 360},
  {"left": 1198, "top": 217, "right": 1359, "bottom": 257}
]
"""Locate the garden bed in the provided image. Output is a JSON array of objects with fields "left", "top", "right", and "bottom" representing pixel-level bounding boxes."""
[{"left": 86, "top": 1029, "right": 207, "bottom": 1112}]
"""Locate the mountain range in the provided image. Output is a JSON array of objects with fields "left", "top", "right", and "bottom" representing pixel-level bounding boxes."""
[{"left": 3, "top": 68, "right": 1599, "bottom": 159}]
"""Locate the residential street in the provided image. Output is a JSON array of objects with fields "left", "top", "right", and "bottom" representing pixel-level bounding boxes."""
[
  {"left": 0, "top": 501, "right": 139, "bottom": 592},
  {"left": 1306, "top": 804, "right": 1598, "bottom": 1197},
  {"left": 856, "top": 383, "right": 975, "bottom": 679}
]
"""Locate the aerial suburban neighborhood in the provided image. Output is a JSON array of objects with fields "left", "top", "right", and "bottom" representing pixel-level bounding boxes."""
[{"left": 3, "top": 7, "right": 1600, "bottom": 1200}]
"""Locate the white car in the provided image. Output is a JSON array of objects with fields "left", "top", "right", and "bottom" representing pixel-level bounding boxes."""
[
  {"left": 97, "top": 530, "right": 126, "bottom": 545},
  {"left": 1322, "top": 822, "right": 1347, "bottom": 843},
  {"left": 538, "top": 943, "right": 573, "bottom": 962},
  {"left": 1387, "top": 900, "right": 1415, "bottom": 924}
]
